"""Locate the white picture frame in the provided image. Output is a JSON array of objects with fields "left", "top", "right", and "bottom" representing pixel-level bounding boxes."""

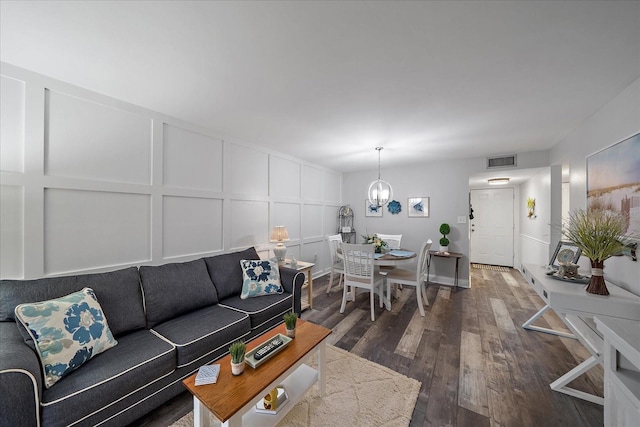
[
  {"left": 408, "top": 197, "right": 430, "bottom": 217},
  {"left": 365, "top": 200, "right": 383, "bottom": 217}
]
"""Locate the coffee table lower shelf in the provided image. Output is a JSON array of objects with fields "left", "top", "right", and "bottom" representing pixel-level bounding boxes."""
[{"left": 193, "top": 362, "right": 319, "bottom": 427}]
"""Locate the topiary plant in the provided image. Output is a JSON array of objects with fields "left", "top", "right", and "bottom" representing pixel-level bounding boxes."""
[{"left": 439, "top": 223, "right": 451, "bottom": 247}]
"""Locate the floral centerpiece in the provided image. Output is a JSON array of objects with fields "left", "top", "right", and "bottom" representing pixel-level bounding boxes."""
[{"left": 362, "top": 234, "right": 388, "bottom": 253}]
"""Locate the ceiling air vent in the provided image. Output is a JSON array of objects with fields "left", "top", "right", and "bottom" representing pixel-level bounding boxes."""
[{"left": 487, "top": 154, "right": 517, "bottom": 169}]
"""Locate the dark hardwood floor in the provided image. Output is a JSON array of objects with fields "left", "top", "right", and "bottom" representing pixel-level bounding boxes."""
[{"left": 131, "top": 267, "right": 603, "bottom": 426}]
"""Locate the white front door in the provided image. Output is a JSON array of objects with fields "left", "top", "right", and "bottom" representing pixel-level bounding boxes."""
[{"left": 470, "top": 188, "right": 514, "bottom": 266}]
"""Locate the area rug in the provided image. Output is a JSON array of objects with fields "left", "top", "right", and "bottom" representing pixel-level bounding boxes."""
[
  {"left": 471, "top": 263, "right": 510, "bottom": 272},
  {"left": 171, "top": 345, "right": 420, "bottom": 427}
]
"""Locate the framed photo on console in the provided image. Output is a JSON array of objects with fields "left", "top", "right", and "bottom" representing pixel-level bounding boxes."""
[{"left": 549, "top": 241, "right": 582, "bottom": 270}]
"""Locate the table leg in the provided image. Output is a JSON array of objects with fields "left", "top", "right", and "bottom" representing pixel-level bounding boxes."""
[
  {"left": 426, "top": 254, "right": 432, "bottom": 285},
  {"left": 307, "top": 268, "right": 313, "bottom": 309},
  {"left": 193, "top": 396, "right": 213, "bottom": 427},
  {"left": 550, "top": 355, "right": 604, "bottom": 405},
  {"left": 522, "top": 304, "right": 576, "bottom": 339},
  {"left": 318, "top": 341, "right": 326, "bottom": 398},
  {"left": 454, "top": 258, "right": 459, "bottom": 291}
]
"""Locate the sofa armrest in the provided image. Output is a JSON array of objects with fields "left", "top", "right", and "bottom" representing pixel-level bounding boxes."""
[
  {"left": 279, "top": 267, "right": 305, "bottom": 315},
  {"left": 0, "top": 322, "right": 41, "bottom": 427}
]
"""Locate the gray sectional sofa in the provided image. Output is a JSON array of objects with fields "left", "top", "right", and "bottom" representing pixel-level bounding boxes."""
[{"left": 0, "top": 247, "right": 304, "bottom": 426}]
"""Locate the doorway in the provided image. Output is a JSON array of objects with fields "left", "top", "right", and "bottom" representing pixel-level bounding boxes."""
[{"left": 470, "top": 188, "right": 515, "bottom": 267}]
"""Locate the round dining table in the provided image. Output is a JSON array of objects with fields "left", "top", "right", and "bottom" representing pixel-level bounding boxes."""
[{"left": 336, "top": 248, "right": 416, "bottom": 311}]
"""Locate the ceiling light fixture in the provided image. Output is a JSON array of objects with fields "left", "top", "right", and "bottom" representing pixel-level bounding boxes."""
[
  {"left": 488, "top": 177, "right": 510, "bottom": 185},
  {"left": 367, "top": 147, "right": 393, "bottom": 207}
]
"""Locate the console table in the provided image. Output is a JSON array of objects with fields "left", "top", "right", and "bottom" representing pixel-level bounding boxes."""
[
  {"left": 523, "top": 264, "right": 640, "bottom": 405},
  {"left": 426, "top": 250, "right": 463, "bottom": 291}
]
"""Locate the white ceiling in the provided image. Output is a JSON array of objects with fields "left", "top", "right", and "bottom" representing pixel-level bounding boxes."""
[{"left": 1, "top": 1, "right": 639, "bottom": 173}]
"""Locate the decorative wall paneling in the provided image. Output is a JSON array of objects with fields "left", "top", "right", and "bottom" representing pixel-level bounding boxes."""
[{"left": 0, "top": 63, "right": 342, "bottom": 279}]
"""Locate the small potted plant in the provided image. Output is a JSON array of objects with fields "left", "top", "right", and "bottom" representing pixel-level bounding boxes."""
[
  {"left": 439, "top": 223, "right": 451, "bottom": 253},
  {"left": 229, "top": 340, "right": 246, "bottom": 375},
  {"left": 283, "top": 311, "right": 298, "bottom": 338},
  {"left": 562, "top": 208, "right": 635, "bottom": 295}
]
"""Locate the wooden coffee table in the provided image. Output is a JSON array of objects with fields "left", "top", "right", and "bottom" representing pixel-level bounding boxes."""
[{"left": 183, "top": 320, "right": 331, "bottom": 427}]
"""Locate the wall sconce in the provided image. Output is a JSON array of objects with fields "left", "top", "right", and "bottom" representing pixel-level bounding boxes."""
[{"left": 270, "top": 226, "right": 290, "bottom": 265}]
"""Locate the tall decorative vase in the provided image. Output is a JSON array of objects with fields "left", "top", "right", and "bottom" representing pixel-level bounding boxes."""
[{"left": 586, "top": 260, "right": 609, "bottom": 296}]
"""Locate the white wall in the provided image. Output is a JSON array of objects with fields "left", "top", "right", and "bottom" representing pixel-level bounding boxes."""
[
  {"left": 550, "top": 77, "right": 640, "bottom": 295},
  {"left": 0, "top": 63, "right": 342, "bottom": 279},
  {"left": 519, "top": 168, "right": 552, "bottom": 267},
  {"left": 342, "top": 151, "right": 549, "bottom": 288}
]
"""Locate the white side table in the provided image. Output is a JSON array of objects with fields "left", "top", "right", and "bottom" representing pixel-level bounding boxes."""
[{"left": 284, "top": 259, "right": 314, "bottom": 310}]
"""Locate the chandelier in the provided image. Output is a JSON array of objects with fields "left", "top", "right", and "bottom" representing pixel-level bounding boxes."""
[{"left": 367, "top": 147, "right": 393, "bottom": 208}]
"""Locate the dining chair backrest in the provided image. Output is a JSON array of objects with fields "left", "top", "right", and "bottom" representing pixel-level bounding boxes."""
[
  {"left": 377, "top": 234, "right": 402, "bottom": 249},
  {"left": 341, "top": 242, "right": 375, "bottom": 282},
  {"left": 416, "top": 239, "right": 433, "bottom": 281},
  {"left": 327, "top": 234, "right": 343, "bottom": 264}
]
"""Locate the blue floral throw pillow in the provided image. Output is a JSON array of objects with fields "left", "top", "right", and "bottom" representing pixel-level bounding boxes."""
[
  {"left": 14, "top": 287, "right": 118, "bottom": 388},
  {"left": 240, "top": 259, "right": 284, "bottom": 299}
]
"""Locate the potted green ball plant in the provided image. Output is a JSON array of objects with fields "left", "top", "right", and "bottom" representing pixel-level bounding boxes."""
[
  {"left": 439, "top": 223, "right": 451, "bottom": 253},
  {"left": 562, "top": 208, "right": 635, "bottom": 295},
  {"left": 283, "top": 311, "right": 298, "bottom": 338},
  {"left": 229, "top": 340, "right": 246, "bottom": 375}
]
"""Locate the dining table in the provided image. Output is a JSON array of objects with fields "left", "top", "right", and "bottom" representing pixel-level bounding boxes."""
[{"left": 336, "top": 247, "right": 417, "bottom": 310}]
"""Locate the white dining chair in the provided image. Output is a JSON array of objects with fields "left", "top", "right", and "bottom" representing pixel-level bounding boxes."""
[
  {"left": 376, "top": 234, "right": 402, "bottom": 249},
  {"left": 340, "top": 242, "right": 386, "bottom": 321},
  {"left": 326, "top": 234, "right": 345, "bottom": 293},
  {"left": 385, "top": 239, "right": 432, "bottom": 316}
]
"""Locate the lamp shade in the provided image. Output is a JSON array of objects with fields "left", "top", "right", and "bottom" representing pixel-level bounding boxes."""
[{"left": 270, "top": 226, "right": 290, "bottom": 243}]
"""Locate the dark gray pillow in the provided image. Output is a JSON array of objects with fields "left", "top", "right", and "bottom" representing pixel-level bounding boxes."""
[
  {"left": 0, "top": 267, "right": 145, "bottom": 337},
  {"left": 203, "top": 247, "right": 259, "bottom": 300},
  {"left": 139, "top": 259, "right": 218, "bottom": 328}
]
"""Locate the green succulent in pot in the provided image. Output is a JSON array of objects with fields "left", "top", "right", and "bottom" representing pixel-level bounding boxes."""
[
  {"left": 229, "top": 340, "right": 246, "bottom": 363},
  {"left": 562, "top": 208, "right": 636, "bottom": 295},
  {"left": 283, "top": 311, "right": 298, "bottom": 337}
]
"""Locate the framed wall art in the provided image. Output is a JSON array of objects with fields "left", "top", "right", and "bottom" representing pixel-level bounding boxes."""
[
  {"left": 365, "top": 200, "right": 383, "bottom": 217},
  {"left": 587, "top": 132, "right": 640, "bottom": 237},
  {"left": 408, "top": 197, "right": 429, "bottom": 217}
]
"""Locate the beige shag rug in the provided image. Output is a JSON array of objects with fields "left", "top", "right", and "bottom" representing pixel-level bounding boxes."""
[{"left": 171, "top": 345, "right": 420, "bottom": 427}]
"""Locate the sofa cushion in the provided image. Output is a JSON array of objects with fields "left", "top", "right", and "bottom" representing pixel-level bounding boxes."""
[
  {"left": 240, "top": 259, "right": 283, "bottom": 299},
  {"left": 139, "top": 259, "right": 219, "bottom": 328},
  {"left": 204, "top": 247, "right": 259, "bottom": 300},
  {"left": 40, "top": 329, "right": 175, "bottom": 427},
  {"left": 15, "top": 288, "right": 118, "bottom": 388},
  {"left": 219, "top": 293, "right": 293, "bottom": 331},
  {"left": 0, "top": 267, "right": 145, "bottom": 337},
  {"left": 152, "top": 305, "right": 250, "bottom": 368}
]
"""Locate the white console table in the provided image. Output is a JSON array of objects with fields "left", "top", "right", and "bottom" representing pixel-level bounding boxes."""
[
  {"left": 595, "top": 316, "right": 640, "bottom": 427},
  {"left": 523, "top": 264, "right": 640, "bottom": 405}
]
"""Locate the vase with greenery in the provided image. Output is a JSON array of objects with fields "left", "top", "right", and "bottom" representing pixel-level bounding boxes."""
[
  {"left": 229, "top": 340, "right": 246, "bottom": 375},
  {"left": 439, "top": 223, "right": 451, "bottom": 252},
  {"left": 283, "top": 311, "right": 298, "bottom": 338},
  {"left": 562, "top": 208, "right": 635, "bottom": 295}
]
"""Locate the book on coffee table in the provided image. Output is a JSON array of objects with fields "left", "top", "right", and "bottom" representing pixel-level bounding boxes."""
[
  {"left": 255, "top": 386, "right": 288, "bottom": 414},
  {"left": 194, "top": 364, "right": 220, "bottom": 386}
]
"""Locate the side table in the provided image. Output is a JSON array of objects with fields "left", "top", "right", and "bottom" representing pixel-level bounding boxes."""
[
  {"left": 426, "top": 250, "right": 463, "bottom": 291},
  {"left": 284, "top": 259, "right": 314, "bottom": 310}
]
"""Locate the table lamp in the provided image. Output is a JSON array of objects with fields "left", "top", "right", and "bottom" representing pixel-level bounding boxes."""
[{"left": 270, "top": 226, "right": 290, "bottom": 265}]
